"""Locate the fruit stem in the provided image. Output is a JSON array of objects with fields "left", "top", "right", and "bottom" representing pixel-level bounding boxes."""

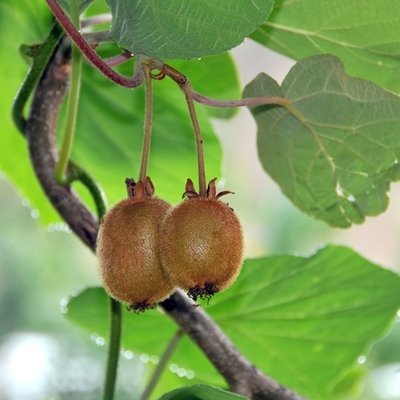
[
  {"left": 182, "top": 81, "right": 207, "bottom": 197},
  {"left": 139, "top": 329, "right": 183, "bottom": 400},
  {"left": 103, "top": 297, "right": 122, "bottom": 400},
  {"left": 54, "top": 0, "right": 82, "bottom": 184},
  {"left": 139, "top": 63, "right": 153, "bottom": 182}
]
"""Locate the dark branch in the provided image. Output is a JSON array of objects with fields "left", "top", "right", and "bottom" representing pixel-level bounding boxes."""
[
  {"left": 162, "top": 292, "right": 304, "bottom": 400},
  {"left": 26, "top": 40, "right": 98, "bottom": 248},
  {"left": 25, "top": 43, "right": 304, "bottom": 400}
]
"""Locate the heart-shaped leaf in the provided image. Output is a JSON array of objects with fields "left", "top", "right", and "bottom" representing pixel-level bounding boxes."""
[
  {"left": 109, "top": 0, "right": 274, "bottom": 59},
  {"left": 244, "top": 54, "right": 400, "bottom": 227}
]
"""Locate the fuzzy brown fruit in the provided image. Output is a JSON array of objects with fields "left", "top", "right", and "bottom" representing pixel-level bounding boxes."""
[
  {"left": 96, "top": 178, "right": 174, "bottom": 312},
  {"left": 160, "top": 178, "right": 243, "bottom": 300}
]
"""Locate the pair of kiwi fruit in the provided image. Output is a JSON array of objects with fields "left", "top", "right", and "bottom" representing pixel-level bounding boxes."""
[{"left": 96, "top": 176, "right": 243, "bottom": 311}]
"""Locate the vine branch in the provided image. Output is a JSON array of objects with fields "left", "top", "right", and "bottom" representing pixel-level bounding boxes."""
[
  {"left": 45, "top": 0, "right": 144, "bottom": 88},
  {"left": 24, "top": 40, "right": 304, "bottom": 400}
]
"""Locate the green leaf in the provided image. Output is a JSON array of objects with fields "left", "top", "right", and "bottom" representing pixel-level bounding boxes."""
[
  {"left": 244, "top": 54, "right": 400, "bottom": 227},
  {"left": 252, "top": 0, "right": 400, "bottom": 94},
  {"left": 159, "top": 384, "right": 246, "bottom": 400},
  {"left": 58, "top": 0, "right": 94, "bottom": 13},
  {"left": 109, "top": 0, "right": 274, "bottom": 59},
  {"left": 209, "top": 246, "right": 400, "bottom": 399},
  {"left": 0, "top": 0, "right": 61, "bottom": 223},
  {"left": 66, "top": 245, "right": 400, "bottom": 399},
  {"left": 1, "top": 3, "right": 235, "bottom": 222}
]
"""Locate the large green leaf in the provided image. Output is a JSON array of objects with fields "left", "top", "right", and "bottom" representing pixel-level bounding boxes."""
[
  {"left": 159, "top": 384, "right": 246, "bottom": 400},
  {"left": 0, "top": 1, "right": 60, "bottom": 222},
  {"left": 66, "top": 246, "right": 400, "bottom": 399},
  {"left": 109, "top": 0, "right": 274, "bottom": 59},
  {"left": 252, "top": 0, "right": 400, "bottom": 94},
  {"left": 0, "top": 2, "right": 243, "bottom": 222},
  {"left": 244, "top": 54, "right": 400, "bottom": 227}
]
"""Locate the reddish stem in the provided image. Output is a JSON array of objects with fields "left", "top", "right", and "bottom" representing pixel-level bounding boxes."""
[{"left": 45, "top": 0, "right": 143, "bottom": 88}]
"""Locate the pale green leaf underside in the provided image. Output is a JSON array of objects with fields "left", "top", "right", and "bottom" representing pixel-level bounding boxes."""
[
  {"left": 159, "top": 384, "right": 246, "bottom": 400},
  {"left": 244, "top": 54, "right": 400, "bottom": 227},
  {"left": 58, "top": 0, "right": 94, "bottom": 13},
  {"left": 109, "top": 0, "right": 274, "bottom": 59},
  {"left": 252, "top": 0, "right": 400, "bottom": 94},
  {"left": 66, "top": 246, "right": 400, "bottom": 399}
]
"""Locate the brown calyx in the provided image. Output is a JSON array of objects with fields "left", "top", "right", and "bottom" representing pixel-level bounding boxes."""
[
  {"left": 182, "top": 178, "right": 233, "bottom": 200},
  {"left": 125, "top": 176, "right": 155, "bottom": 200}
]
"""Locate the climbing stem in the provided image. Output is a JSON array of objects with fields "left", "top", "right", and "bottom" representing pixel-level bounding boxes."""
[
  {"left": 55, "top": 0, "right": 82, "bottom": 183},
  {"left": 67, "top": 162, "right": 107, "bottom": 218},
  {"left": 139, "top": 64, "right": 153, "bottom": 182},
  {"left": 139, "top": 330, "right": 183, "bottom": 400},
  {"left": 103, "top": 297, "right": 122, "bottom": 400},
  {"left": 12, "top": 21, "right": 63, "bottom": 135}
]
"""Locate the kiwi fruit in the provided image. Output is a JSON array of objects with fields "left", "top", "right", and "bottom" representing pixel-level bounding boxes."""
[
  {"left": 160, "top": 178, "right": 243, "bottom": 300},
  {"left": 96, "top": 177, "right": 174, "bottom": 311}
]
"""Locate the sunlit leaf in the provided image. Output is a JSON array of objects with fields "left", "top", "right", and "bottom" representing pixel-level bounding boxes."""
[
  {"left": 109, "top": 0, "right": 274, "bottom": 59},
  {"left": 244, "top": 54, "right": 400, "bottom": 227},
  {"left": 0, "top": 2, "right": 242, "bottom": 222},
  {"left": 0, "top": 0, "right": 60, "bottom": 222}
]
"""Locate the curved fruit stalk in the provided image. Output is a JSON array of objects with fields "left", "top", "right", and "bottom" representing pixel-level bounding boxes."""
[
  {"left": 160, "top": 178, "right": 244, "bottom": 301},
  {"left": 96, "top": 177, "right": 174, "bottom": 312}
]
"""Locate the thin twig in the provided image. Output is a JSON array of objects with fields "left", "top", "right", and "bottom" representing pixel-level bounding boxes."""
[
  {"left": 103, "top": 298, "right": 122, "bottom": 400},
  {"left": 139, "top": 330, "right": 183, "bottom": 400}
]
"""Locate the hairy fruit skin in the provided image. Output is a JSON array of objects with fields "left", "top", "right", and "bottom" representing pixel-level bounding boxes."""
[
  {"left": 160, "top": 180, "right": 243, "bottom": 299},
  {"left": 96, "top": 180, "right": 174, "bottom": 311}
]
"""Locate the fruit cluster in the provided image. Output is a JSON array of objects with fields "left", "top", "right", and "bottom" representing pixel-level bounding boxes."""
[{"left": 96, "top": 176, "right": 243, "bottom": 311}]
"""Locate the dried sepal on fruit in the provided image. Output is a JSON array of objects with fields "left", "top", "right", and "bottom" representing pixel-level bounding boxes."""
[
  {"left": 96, "top": 177, "right": 174, "bottom": 312},
  {"left": 160, "top": 178, "right": 244, "bottom": 301}
]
